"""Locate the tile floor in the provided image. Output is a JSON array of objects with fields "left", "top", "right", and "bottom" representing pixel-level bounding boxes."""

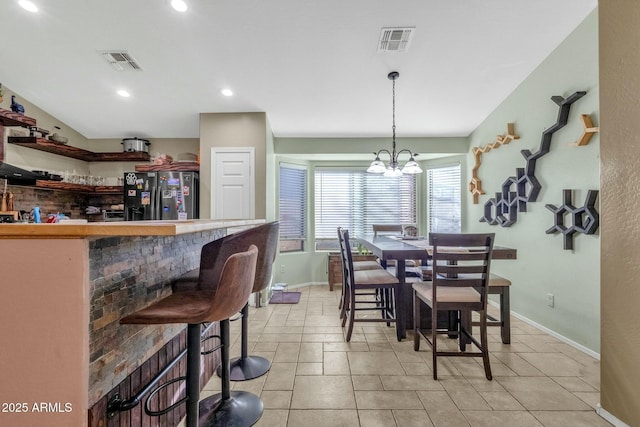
[{"left": 185, "top": 285, "right": 610, "bottom": 427}]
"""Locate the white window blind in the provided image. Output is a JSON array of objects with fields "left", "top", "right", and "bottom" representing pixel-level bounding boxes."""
[
  {"left": 426, "top": 164, "right": 461, "bottom": 233},
  {"left": 315, "top": 168, "right": 417, "bottom": 243},
  {"left": 279, "top": 164, "right": 307, "bottom": 252}
]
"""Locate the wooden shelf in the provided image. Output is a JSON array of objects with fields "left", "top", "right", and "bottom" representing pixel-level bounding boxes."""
[
  {"left": 135, "top": 162, "right": 199, "bottom": 172},
  {"left": 0, "top": 107, "right": 36, "bottom": 127},
  {"left": 34, "top": 180, "right": 123, "bottom": 194},
  {"left": 8, "top": 136, "right": 150, "bottom": 162}
]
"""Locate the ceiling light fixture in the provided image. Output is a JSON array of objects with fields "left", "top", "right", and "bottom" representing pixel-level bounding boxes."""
[
  {"left": 117, "top": 89, "right": 131, "bottom": 98},
  {"left": 221, "top": 88, "right": 233, "bottom": 97},
  {"left": 367, "top": 71, "right": 422, "bottom": 177},
  {"left": 171, "top": 0, "right": 188, "bottom": 12},
  {"left": 18, "top": 0, "right": 38, "bottom": 12}
]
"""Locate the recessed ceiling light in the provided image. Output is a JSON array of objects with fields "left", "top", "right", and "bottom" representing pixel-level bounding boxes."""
[
  {"left": 18, "top": 0, "right": 38, "bottom": 12},
  {"left": 117, "top": 89, "right": 131, "bottom": 98},
  {"left": 171, "top": 0, "right": 188, "bottom": 12},
  {"left": 221, "top": 88, "right": 234, "bottom": 97}
]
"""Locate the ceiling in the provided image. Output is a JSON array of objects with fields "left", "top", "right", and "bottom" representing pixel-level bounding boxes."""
[{"left": 0, "top": 0, "right": 597, "bottom": 140}]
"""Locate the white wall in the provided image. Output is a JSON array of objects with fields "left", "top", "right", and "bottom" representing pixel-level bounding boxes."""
[{"left": 464, "top": 10, "right": 600, "bottom": 352}]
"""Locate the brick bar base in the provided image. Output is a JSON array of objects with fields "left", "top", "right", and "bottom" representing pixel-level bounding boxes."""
[{"left": 88, "top": 323, "right": 221, "bottom": 427}]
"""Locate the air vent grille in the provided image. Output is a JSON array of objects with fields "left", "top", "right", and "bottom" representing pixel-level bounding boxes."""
[
  {"left": 99, "top": 50, "right": 142, "bottom": 71},
  {"left": 377, "top": 27, "right": 415, "bottom": 53}
]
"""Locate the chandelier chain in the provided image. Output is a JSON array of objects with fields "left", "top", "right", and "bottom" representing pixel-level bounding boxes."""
[{"left": 392, "top": 77, "right": 396, "bottom": 148}]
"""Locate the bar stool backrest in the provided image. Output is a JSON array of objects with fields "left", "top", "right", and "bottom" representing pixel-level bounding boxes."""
[
  {"left": 206, "top": 245, "right": 259, "bottom": 322},
  {"left": 198, "top": 222, "right": 279, "bottom": 293}
]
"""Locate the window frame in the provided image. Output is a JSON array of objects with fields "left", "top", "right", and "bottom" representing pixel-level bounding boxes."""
[
  {"left": 278, "top": 162, "right": 308, "bottom": 253},
  {"left": 425, "top": 163, "right": 462, "bottom": 235}
]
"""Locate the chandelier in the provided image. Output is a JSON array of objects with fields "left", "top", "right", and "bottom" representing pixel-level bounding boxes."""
[{"left": 367, "top": 71, "right": 422, "bottom": 177}]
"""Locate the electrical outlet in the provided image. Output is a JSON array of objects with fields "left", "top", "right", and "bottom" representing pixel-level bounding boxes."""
[
  {"left": 547, "top": 293, "right": 555, "bottom": 308},
  {"left": 280, "top": 265, "right": 285, "bottom": 274}
]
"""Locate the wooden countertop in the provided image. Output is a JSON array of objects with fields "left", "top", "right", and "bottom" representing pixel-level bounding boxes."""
[{"left": 0, "top": 219, "right": 265, "bottom": 239}]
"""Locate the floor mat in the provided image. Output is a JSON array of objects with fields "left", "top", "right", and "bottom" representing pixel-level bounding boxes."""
[{"left": 269, "top": 291, "right": 301, "bottom": 304}]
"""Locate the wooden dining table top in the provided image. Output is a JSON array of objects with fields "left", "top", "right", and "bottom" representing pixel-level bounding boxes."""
[{"left": 354, "top": 235, "right": 517, "bottom": 261}]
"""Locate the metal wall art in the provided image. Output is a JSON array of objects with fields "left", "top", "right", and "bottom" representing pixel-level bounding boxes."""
[
  {"left": 469, "top": 123, "right": 520, "bottom": 204},
  {"left": 545, "top": 189, "right": 599, "bottom": 250},
  {"left": 480, "top": 91, "right": 586, "bottom": 227},
  {"left": 572, "top": 114, "right": 599, "bottom": 146}
]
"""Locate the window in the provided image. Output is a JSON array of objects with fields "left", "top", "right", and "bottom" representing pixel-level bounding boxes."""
[
  {"left": 315, "top": 168, "right": 417, "bottom": 250},
  {"left": 279, "top": 163, "right": 307, "bottom": 252},
  {"left": 426, "top": 164, "right": 461, "bottom": 233}
]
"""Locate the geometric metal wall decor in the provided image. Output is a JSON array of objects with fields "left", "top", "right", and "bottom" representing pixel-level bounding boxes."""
[
  {"left": 469, "top": 123, "right": 520, "bottom": 204},
  {"left": 479, "top": 91, "right": 587, "bottom": 227},
  {"left": 571, "top": 114, "right": 599, "bottom": 146},
  {"left": 545, "top": 189, "right": 599, "bottom": 250}
]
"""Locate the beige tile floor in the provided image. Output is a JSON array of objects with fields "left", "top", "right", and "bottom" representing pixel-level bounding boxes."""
[{"left": 187, "top": 285, "right": 610, "bottom": 427}]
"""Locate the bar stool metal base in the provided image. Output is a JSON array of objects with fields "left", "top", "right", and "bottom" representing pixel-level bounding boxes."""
[
  {"left": 224, "top": 355, "right": 271, "bottom": 381},
  {"left": 198, "top": 391, "right": 263, "bottom": 427}
]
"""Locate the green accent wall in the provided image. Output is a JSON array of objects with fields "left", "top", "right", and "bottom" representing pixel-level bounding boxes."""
[{"left": 464, "top": 10, "right": 600, "bottom": 352}]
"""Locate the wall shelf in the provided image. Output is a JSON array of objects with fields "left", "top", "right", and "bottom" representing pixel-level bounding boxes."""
[
  {"left": 135, "top": 162, "right": 199, "bottom": 172},
  {"left": 8, "top": 136, "right": 150, "bottom": 162},
  {"left": 0, "top": 107, "right": 37, "bottom": 127},
  {"left": 34, "top": 180, "right": 123, "bottom": 194}
]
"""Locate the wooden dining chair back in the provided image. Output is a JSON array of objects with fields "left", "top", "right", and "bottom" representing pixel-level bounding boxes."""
[
  {"left": 372, "top": 224, "right": 421, "bottom": 270},
  {"left": 413, "top": 233, "right": 495, "bottom": 380},
  {"left": 338, "top": 227, "right": 399, "bottom": 341},
  {"left": 372, "top": 224, "right": 403, "bottom": 236}
]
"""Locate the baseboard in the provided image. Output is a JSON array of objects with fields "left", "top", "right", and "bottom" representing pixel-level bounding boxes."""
[
  {"left": 596, "top": 404, "right": 631, "bottom": 427},
  {"left": 487, "top": 300, "right": 600, "bottom": 360},
  {"left": 288, "top": 282, "right": 327, "bottom": 289}
]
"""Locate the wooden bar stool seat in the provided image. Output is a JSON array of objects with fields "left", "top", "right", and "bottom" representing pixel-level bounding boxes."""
[{"left": 121, "top": 245, "right": 261, "bottom": 427}]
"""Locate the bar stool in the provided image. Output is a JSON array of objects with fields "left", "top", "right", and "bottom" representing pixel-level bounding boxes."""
[
  {"left": 121, "top": 245, "right": 261, "bottom": 427},
  {"left": 173, "top": 222, "right": 280, "bottom": 381}
]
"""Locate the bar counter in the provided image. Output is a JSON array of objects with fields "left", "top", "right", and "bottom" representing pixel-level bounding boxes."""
[
  {"left": 0, "top": 218, "right": 262, "bottom": 238},
  {"left": 0, "top": 219, "right": 264, "bottom": 427}
]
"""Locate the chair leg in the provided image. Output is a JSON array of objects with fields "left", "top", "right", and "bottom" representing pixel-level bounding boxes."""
[
  {"left": 222, "top": 303, "right": 271, "bottom": 381},
  {"left": 340, "top": 288, "right": 350, "bottom": 326},
  {"left": 432, "top": 307, "right": 438, "bottom": 380},
  {"left": 501, "top": 287, "right": 511, "bottom": 344},
  {"left": 413, "top": 291, "right": 420, "bottom": 351},
  {"left": 384, "top": 288, "right": 392, "bottom": 327},
  {"left": 479, "top": 312, "right": 493, "bottom": 381},
  {"left": 198, "top": 319, "right": 264, "bottom": 426},
  {"left": 345, "top": 297, "right": 356, "bottom": 342},
  {"left": 459, "top": 310, "right": 471, "bottom": 352},
  {"left": 185, "top": 324, "right": 202, "bottom": 427}
]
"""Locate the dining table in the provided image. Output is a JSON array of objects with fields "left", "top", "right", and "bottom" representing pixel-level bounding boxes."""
[{"left": 354, "top": 234, "right": 517, "bottom": 341}]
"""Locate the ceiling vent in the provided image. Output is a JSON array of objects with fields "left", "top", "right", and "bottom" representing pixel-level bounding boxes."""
[
  {"left": 377, "top": 27, "right": 415, "bottom": 53},
  {"left": 99, "top": 51, "right": 142, "bottom": 71}
]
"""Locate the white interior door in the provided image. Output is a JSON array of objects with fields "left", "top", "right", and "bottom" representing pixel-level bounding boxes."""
[{"left": 211, "top": 148, "right": 255, "bottom": 219}]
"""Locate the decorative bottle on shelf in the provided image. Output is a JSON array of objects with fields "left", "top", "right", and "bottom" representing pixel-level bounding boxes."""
[{"left": 33, "top": 206, "right": 41, "bottom": 223}]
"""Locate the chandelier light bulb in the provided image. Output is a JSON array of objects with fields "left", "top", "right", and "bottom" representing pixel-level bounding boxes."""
[
  {"left": 18, "top": 0, "right": 38, "bottom": 12},
  {"left": 171, "top": 0, "right": 188, "bottom": 12}
]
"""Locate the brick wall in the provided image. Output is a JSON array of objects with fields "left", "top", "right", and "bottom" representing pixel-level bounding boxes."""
[{"left": 4, "top": 181, "right": 122, "bottom": 220}]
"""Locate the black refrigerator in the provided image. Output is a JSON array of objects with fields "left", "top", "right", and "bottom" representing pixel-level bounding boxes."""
[{"left": 123, "top": 171, "right": 199, "bottom": 221}]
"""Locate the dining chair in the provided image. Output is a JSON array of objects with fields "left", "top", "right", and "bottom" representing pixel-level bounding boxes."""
[
  {"left": 338, "top": 227, "right": 399, "bottom": 341},
  {"left": 412, "top": 233, "right": 495, "bottom": 380},
  {"left": 372, "top": 223, "right": 422, "bottom": 274},
  {"left": 336, "top": 227, "right": 383, "bottom": 315}
]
